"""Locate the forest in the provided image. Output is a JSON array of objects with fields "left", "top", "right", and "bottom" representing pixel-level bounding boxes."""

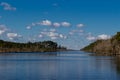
[{"left": 0, "top": 40, "right": 67, "bottom": 53}]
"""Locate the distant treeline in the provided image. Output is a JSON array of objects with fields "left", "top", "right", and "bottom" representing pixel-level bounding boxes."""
[
  {"left": 81, "top": 32, "right": 120, "bottom": 56},
  {"left": 0, "top": 40, "right": 67, "bottom": 53}
]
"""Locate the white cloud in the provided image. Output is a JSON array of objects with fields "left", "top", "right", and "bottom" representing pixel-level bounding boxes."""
[
  {"left": 41, "top": 31, "right": 59, "bottom": 40},
  {"left": 40, "top": 29, "right": 67, "bottom": 40},
  {"left": 28, "top": 38, "right": 36, "bottom": 42},
  {"left": 31, "top": 23, "right": 36, "bottom": 26},
  {"left": 53, "top": 22, "right": 60, "bottom": 27},
  {"left": 0, "top": 31, "right": 5, "bottom": 35},
  {"left": 59, "top": 34, "right": 67, "bottom": 39},
  {"left": 40, "top": 31, "right": 48, "bottom": 35},
  {"left": 26, "top": 20, "right": 73, "bottom": 29},
  {"left": 86, "top": 33, "right": 111, "bottom": 41},
  {"left": 86, "top": 36, "right": 96, "bottom": 41},
  {"left": 72, "top": 30, "right": 84, "bottom": 33},
  {"left": 69, "top": 29, "right": 84, "bottom": 35},
  {"left": 86, "top": 33, "right": 96, "bottom": 41},
  {"left": 69, "top": 30, "right": 76, "bottom": 35},
  {"left": 97, "top": 34, "right": 111, "bottom": 40},
  {"left": 63, "top": 36, "right": 67, "bottom": 39},
  {"left": 26, "top": 20, "right": 52, "bottom": 30},
  {"left": 47, "top": 32, "right": 67, "bottom": 39},
  {"left": 38, "top": 34, "right": 43, "bottom": 38},
  {"left": 7, "top": 33, "right": 17, "bottom": 40},
  {"left": 40, "top": 20, "right": 52, "bottom": 26},
  {"left": 59, "top": 34, "right": 64, "bottom": 38},
  {"left": 51, "top": 36, "right": 58, "bottom": 40},
  {"left": 0, "top": 2, "right": 16, "bottom": 11},
  {"left": 7, "top": 33, "right": 22, "bottom": 40},
  {"left": 50, "top": 34, "right": 67, "bottom": 40},
  {"left": 48, "top": 32, "right": 59, "bottom": 37},
  {"left": 69, "top": 32, "right": 74, "bottom": 35},
  {"left": 0, "top": 25, "right": 7, "bottom": 35},
  {"left": 77, "top": 24, "right": 84, "bottom": 28},
  {"left": 26, "top": 22, "right": 37, "bottom": 30},
  {"left": 61, "top": 22, "right": 71, "bottom": 27},
  {"left": 26, "top": 26, "right": 31, "bottom": 30}
]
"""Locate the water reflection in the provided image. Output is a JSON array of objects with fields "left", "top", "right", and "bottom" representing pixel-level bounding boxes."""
[
  {"left": 0, "top": 51, "right": 119, "bottom": 80},
  {"left": 113, "top": 56, "right": 120, "bottom": 74}
]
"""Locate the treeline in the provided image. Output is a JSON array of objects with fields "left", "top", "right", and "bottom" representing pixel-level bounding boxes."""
[
  {"left": 81, "top": 32, "right": 120, "bottom": 56},
  {"left": 0, "top": 40, "right": 67, "bottom": 53}
]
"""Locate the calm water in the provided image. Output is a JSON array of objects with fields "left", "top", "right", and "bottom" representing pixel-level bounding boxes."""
[{"left": 0, "top": 51, "right": 120, "bottom": 80}]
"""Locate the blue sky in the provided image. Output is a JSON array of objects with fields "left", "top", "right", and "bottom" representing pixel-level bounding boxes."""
[{"left": 0, "top": 0, "right": 120, "bottom": 49}]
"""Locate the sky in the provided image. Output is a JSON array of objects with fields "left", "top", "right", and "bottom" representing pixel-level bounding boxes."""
[{"left": 0, "top": 0, "right": 120, "bottom": 50}]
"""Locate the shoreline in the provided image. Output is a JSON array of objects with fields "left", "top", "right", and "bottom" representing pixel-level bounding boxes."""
[{"left": 0, "top": 49, "right": 77, "bottom": 54}]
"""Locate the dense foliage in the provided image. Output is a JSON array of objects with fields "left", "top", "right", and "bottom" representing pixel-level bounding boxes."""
[
  {"left": 81, "top": 40, "right": 102, "bottom": 51},
  {"left": 81, "top": 32, "right": 120, "bottom": 56},
  {"left": 0, "top": 40, "right": 66, "bottom": 53}
]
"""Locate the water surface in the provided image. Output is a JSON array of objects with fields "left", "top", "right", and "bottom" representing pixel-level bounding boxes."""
[{"left": 0, "top": 51, "right": 120, "bottom": 80}]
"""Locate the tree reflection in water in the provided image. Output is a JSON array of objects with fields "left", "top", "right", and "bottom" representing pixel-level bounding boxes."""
[{"left": 114, "top": 56, "right": 120, "bottom": 74}]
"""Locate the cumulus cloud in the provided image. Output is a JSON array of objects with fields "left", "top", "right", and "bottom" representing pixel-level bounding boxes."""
[
  {"left": 59, "top": 34, "right": 67, "bottom": 39},
  {"left": 49, "top": 32, "right": 67, "bottom": 39},
  {"left": 51, "top": 36, "right": 58, "bottom": 40},
  {"left": 7, "top": 33, "right": 22, "bottom": 40},
  {"left": 40, "top": 20, "right": 52, "bottom": 26},
  {"left": 53, "top": 22, "right": 60, "bottom": 27},
  {"left": 69, "top": 29, "right": 84, "bottom": 35},
  {"left": 59, "top": 34, "right": 64, "bottom": 38},
  {"left": 97, "top": 34, "right": 111, "bottom": 40},
  {"left": 86, "top": 33, "right": 111, "bottom": 41},
  {"left": 40, "top": 29, "right": 67, "bottom": 40},
  {"left": 86, "top": 36, "right": 96, "bottom": 41},
  {"left": 47, "top": 32, "right": 59, "bottom": 37},
  {"left": 26, "top": 26, "right": 31, "bottom": 30},
  {"left": 0, "top": 25, "right": 8, "bottom": 35},
  {"left": 38, "top": 34, "right": 43, "bottom": 38},
  {"left": 26, "top": 20, "right": 53, "bottom": 29},
  {"left": 61, "top": 22, "right": 71, "bottom": 27},
  {"left": 0, "top": 2, "right": 16, "bottom": 11},
  {"left": 86, "top": 33, "right": 96, "bottom": 41},
  {"left": 53, "top": 21, "right": 71, "bottom": 27},
  {"left": 41, "top": 31, "right": 59, "bottom": 40},
  {"left": 26, "top": 20, "right": 73, "bottom": 29},
  {"left": 77, "top": 24, "right": 84, "bottom": 28},
  {"left": 31, "top": 23, "right": 36, "bottom": 26},
  {"left": 26, "top": 22, "right": 37, "bottom": 30}
]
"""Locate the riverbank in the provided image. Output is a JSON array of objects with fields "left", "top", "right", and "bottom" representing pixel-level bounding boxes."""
[
  {"left": 0, "top": 40, "right": 67, "bottom": 53},
  {"left": 81, "top": 32, "right": 120, "bottom": 56}
]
